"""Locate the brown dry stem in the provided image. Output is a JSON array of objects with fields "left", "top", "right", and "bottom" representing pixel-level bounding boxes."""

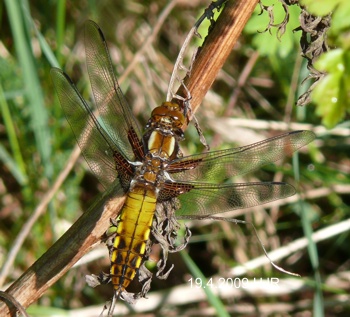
[
  {"left": 174, "top": 0, "right": 259, "bottom": 129},
  {"left": 0, "top": 190, "right": 125, "bottom": 316}
]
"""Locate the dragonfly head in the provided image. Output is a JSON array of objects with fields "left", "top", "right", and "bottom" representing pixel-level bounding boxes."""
[{"left": 147, "top": 102, "right": 185, "bottom": 135}]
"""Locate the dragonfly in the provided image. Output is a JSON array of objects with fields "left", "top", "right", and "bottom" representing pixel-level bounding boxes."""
[{"left": 51, "top": 20, "right": 315, "bottom": 313}]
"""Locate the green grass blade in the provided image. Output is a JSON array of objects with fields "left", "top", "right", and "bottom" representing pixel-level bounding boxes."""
[
  {"left": 36, "top": 28, "right": 60, "bottom": 68},
  {"left": 5, "top": 0, "right": 53, "bottom": 179},
  {"left": 55, "top": 0, "right": 67, "bottom": 66},
  {"left": 293, "top": 152, "right": 325, "bottom": 317},
  {"left": 181, "top": 251, "right": 230, "bottom": 317},
  {"left": 0, "top": 84, "right": 28, "bottom": 186},
  {"left": 0, "top": 145, "right": 27, "bottom": 185}
]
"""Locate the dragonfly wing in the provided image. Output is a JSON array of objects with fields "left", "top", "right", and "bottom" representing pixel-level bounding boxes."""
[
  {"left": 173, "top": 181, "right": 296, "bottom": 218},
  {"left": 84, "top": 20, "right": 143, "bottom": 162},
  {"left": 167, "top": 130, "right": 315, "bottom": 183},
  {"left": 51, "top": 68, "right": 132, "bottom": 189}
]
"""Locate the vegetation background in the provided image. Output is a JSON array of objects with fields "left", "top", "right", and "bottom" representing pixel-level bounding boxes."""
[{"left": 0, "top": 0, "right": 349, "bottom": 316}]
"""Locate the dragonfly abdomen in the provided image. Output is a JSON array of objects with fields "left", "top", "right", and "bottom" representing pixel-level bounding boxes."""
[{"left": 109, "top": 184, "right": 156, "bottom": 292}]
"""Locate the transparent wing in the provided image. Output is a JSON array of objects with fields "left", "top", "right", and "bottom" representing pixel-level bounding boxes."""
[
  {"left": 167, "top": 130, "right": 315, "bottom": 183},
  {"left": 84, "top": 20, "right": 143, "bottom": 161},
  {"left": 51, "top": 68, "right": 132, "bottom": 189},
  {"left": 173, "top": 181, "right": 295, "bottom": 218}
]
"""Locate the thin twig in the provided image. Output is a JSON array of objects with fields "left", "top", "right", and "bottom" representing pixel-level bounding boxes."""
[
  {"left": 207, "top": 117, "right": 350, "bottom": 136},
  {"left": 0, "top": 145, "right": 81, "bottom": 287},
  {"left": 119, "top": 0, "right": 179, "bottom": 84},
  {"left": 230, "top": 216, "right": 350, "bottom": 276},
  {"left": 211, "top": 50, "right": 260, "bottom": 148}
]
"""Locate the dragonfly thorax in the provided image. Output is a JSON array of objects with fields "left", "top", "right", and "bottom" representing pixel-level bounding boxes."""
[
  {"left": 130, "top": 154, "right": 167, "bottom": 196},
  {"left": 140, "top": 156, "right": 162, "bottom": 183},
  {"left": 147, "top": 130, "right": 176, "bottom": 159}
]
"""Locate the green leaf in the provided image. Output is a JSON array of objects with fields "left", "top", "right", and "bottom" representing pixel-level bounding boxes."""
[
  {"left": 328, "top": 1, "right": 350, "bottom": 48},
  {"left": 5, "top": 0, "right": 53, "bottom": 179},
  {"left": 312, "top": 49, "right": 350, "bottom": 127},
  {"left": 300, "top": 0, "right": 343, "bottom": 17},
  {"left": 314, "top": 49, "right": 343, "bottom": 71},
  {"left": 244, "top": 1, "right": 301, "bottom": 58}
]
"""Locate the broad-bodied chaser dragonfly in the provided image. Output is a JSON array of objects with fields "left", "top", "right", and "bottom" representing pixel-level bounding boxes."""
[{"left": 51, "top": 20, "right": 315, "bottom": 312}]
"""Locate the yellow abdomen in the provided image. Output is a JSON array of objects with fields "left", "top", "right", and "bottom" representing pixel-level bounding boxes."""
[{"left": 109, "top": 185, "right": 156, "bottom": 292}]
